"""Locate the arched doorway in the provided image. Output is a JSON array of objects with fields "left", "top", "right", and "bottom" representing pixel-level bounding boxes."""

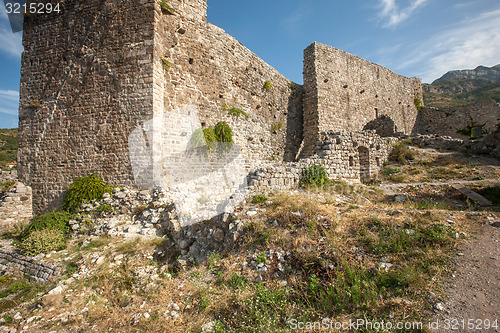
[{"left": 358, "top": 146, "right": 370, "bottom": 182}]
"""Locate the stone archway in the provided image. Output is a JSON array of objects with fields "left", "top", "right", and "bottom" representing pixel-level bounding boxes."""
[{"left": 358, "top": 146, "right": 370, "bottom": 182}]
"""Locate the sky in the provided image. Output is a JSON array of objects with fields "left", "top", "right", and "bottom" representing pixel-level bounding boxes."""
[{"left": 0, "top": 0, "right": 499, "bottom": 129}]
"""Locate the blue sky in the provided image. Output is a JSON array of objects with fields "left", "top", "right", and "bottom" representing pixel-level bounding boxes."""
[{"left": 1, "top": 0, "right": 499, "bottom": 129}]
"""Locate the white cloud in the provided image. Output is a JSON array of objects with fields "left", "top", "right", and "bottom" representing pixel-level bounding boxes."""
[
  {"left": 0, "top": 2, "right": 23, "bottom": 58},
  {"left": 378, "top": 0, "right": 427, "bottom": 28},
  {"left": 281, "top": 4, "right": 313, "bottom": 36},
  {"left": 409, "top": 9, "right": 500, "bottom": 82},
  {"left": 0, "top": 90, "right": 19, "bottom": 116}
]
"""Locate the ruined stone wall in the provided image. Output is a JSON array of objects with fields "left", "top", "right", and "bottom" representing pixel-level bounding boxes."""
[
  {"left": 250, "top": 131, "right": 395, "bottom": 191},
  {"left": 0, "top": 250, "right": 59, "bottom": 284},
  {"left": 303, "top": 42, "right": 422, "bottom": 156},
  {"left": 19, "top": 0, "right": 304, "bottom": 213},
  {"left": 0, "top": 182, "right": 32, "bottom": 229},
  {"left": 18, "top": 0, "right": 157, "bottom": 213},
  {"left": 153, "top": 0, "right": 304, "bottom": 173},
  {"left": 413, "top": 100, "right": 500, "bottom": 139}
]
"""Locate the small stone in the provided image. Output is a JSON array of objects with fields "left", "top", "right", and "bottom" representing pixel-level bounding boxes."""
[
  {"left": 379, "top": 262, "right": 393, "bottom": 272},
  {"left": 255, "top": 275, "right": 263, "bottom": 283},
  {"left": 143, "top": 312, "right": 150, "bottom": 319},
  {"left": 246, "top": 211, "right": 258, "bottom": 217},
  {"left": 171, "top": 303, "right": 181, "bottom": 311},
  {"left": 213, "top": 229, "right": 225, "bottom": 242},
  {"left": 434, "top": 303, "right": 445, "bottom": 311}
]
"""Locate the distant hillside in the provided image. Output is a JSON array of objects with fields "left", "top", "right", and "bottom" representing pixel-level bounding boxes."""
[
  {"left": 0, "top": 128, "right": 18, "bottom": 169},
  {"left": 423, "top": 64, "right": 500, "bottom": 108},
  {"left": 434, "top": 64, "right": 500, "bottom": 82}
]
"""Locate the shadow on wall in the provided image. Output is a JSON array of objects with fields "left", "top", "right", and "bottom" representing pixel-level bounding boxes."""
[
  {"left": 284, "top": 84, "right": 304, "bottom": 162},
  {"left": 363, "top": 115, "right": 397, "bottom": 137}
]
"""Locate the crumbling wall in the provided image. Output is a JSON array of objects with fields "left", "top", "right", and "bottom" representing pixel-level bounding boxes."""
[
  {"left": 413, "top": 100, "right": 500, "bottom": 139},
  {"left": 303, "top": 42, "right": 422, "bottom": 156},
  {"left": 0, "top": 250, "right": 59, "bottom": 284},
  {"left": 18, "top": 0, "right": 157, "bottom": 213},
  {"left": 250, "top": 131, "right": 395, "bottom": 191}
]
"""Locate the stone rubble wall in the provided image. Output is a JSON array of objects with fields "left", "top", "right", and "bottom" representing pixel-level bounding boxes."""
[
  {"left": 0, "top": 182, "right": 32, "bottom": 229},
  {"left": 250, "top": 131, "right": 396, "bottom": 191},
  {"left": 302, "top": 42, "right": 422, "bottom": 157},
  {"left": 413, "top": 100, "right": 500, "bottom": 139},
  {"left": 0, "top": 250, "right": 59, "bottom": 284}
]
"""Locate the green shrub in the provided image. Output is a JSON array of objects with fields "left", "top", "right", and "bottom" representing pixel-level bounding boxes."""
[
  {"left": 190, "top": 128, "right": 218, "bottom": 153},
  {"left": 389, "top": 141, "right": 416, "bottom": 164},
  {"left": 382, "top": 166, "right": 402, "bottom": 176},
  {"left": 414, "top": 97, "right": 424, "bottom": 111},
  {"left": 214, "top": 121, "right": 233, "bottom": 153},
  {"left": 251, "top": 194, "right": 268, "bottom": 204},
  {"left": 63, "top": 174, "right": 113, "bottom": 212},
  {"left": 300, "top": 165, "right": 331, "bottom": 187},
  {"left": 18, "top": 229, "right": 67, "bottom": 256},
  {"left": 20, "top": 210, "right": 73, "bottom": 240}
]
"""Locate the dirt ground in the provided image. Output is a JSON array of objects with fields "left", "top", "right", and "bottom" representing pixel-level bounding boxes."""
[{"left": 431, "top": 220, "right": 500, "bottom": 332}]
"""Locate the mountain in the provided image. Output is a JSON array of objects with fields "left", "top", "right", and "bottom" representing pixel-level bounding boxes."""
[
  {"left": 434, "top": 64, "right": 500, "bottom": 83},
  {"left": 423, "top": 64, "right": 500, "bottom": 108}
]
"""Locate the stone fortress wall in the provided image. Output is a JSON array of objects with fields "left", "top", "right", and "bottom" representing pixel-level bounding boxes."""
[
  {"left": 413, "top": 100, "right": 500, "bottom": 139},
  {"left": 18, "top": 0, "right": 422, "bottom": 214},
  {"left": 18, "top": 0, "right": 157, "bottom": 213},
  {"left": 302, "top": 42, "right": 422, "bottom": 157}
]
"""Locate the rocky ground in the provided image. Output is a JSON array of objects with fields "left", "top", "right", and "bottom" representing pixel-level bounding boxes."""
[{"left": 0, "top": 144, "right": 498, "bottom": 332}]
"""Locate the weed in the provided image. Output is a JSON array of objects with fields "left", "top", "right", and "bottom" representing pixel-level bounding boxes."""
[
  {"left": 382, "top": 166, "right": 402, "bottom": 176},
  {"left": 414, "top": 97, "right": 425, "bottom": 111},
  {"left": 227, "top": 273, "right": 248, "bottom": 289},
  {"left": 271, "top": 123, "right": 284, "bottom": 132},
  {"left": 158, "top": 0, "right": 175, "bottom": 14},
  {"left": 251, "top": 194, "right": 268, "bottom": 204},
  {"left": 256, "top": 251, "right": 267, "bottom": 264},
  {"left": 160, "top": 57, "right": 172, "bottom": 70},
  {"left": 228, "top": 107, "right": 248, "bottom": 119},
  {"left": 207, "top": 253, "right": 221, "bottom": 270},
  {"left": 264, "top": 80, "right": 273, "bottom": 91},
  {"left": 300, "top": 165, "right": 331, "bottom": 188}
]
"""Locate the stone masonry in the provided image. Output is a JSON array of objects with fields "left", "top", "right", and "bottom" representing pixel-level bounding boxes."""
[
  {"left": 18, "top": 0, "right": 422, "bottom": 214},
  {"left": 302, "top": 42, "right": 422, "bottom": 157}
]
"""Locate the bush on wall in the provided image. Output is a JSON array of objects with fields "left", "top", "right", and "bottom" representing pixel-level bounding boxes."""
[{"left": 63, "top": 173, "right": 113, "bottom": 212}]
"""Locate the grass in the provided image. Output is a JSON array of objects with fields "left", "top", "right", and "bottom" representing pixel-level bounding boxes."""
[
  {"left": 0, "top": 275, "right": 48, "bottom": 314},
  {"left": 0, "top": 184, "right": 482, "bottom": 332}
]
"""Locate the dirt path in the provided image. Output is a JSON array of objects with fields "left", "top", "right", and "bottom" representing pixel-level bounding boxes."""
[{"left": 431, "top": 219, "right": 500, "bottom": 332}]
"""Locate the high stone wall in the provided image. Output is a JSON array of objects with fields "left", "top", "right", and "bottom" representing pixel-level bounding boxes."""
[
  {"left": 153, "top": 0, "right": 304, "bottom": 173},
  {"left": 302, "top": 42, "right": 422, "bottom": 156},
  {"left": 18, "top": 0, "right": 304, "bottom": 214},
  {"left": 18, "top": 0, "right": 157, "bottom": 213}
]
